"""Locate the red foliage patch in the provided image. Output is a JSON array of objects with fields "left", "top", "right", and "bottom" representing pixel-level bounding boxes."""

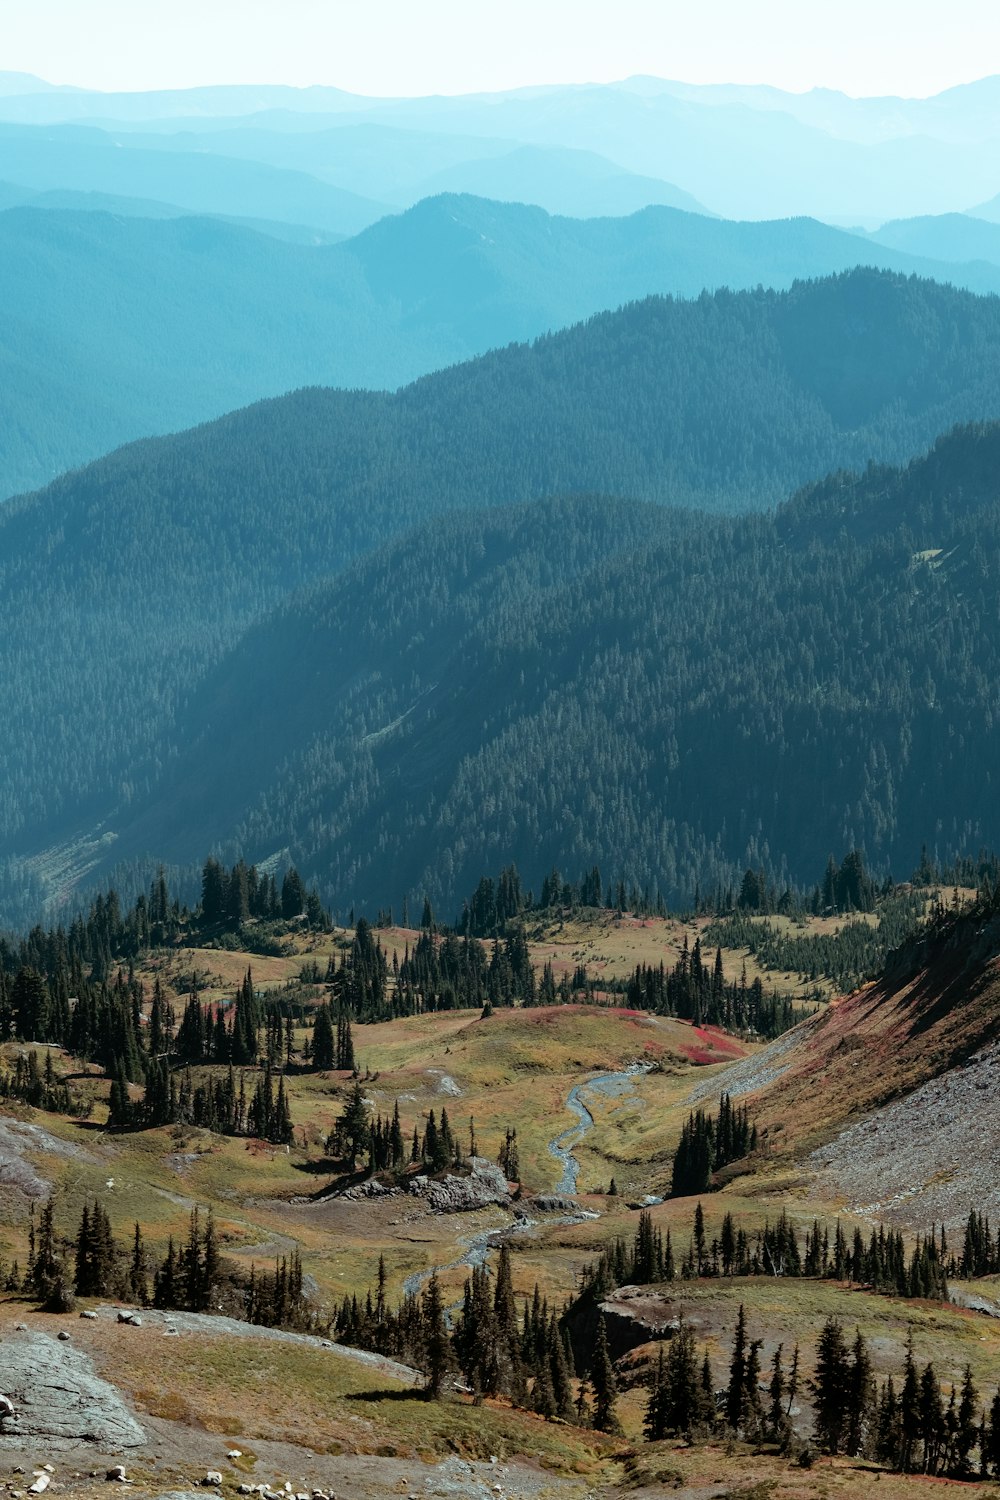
[{"left": 679, "top": 1045, "right": 719, "bottom": 1066}]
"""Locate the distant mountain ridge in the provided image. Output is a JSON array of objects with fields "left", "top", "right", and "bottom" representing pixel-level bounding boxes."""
[
  {"left": 4, "top": 195, "right": 1000, "bottom": 499},
  {"left": 4, "top": 71, "right": 1000, "bottom": 220}
]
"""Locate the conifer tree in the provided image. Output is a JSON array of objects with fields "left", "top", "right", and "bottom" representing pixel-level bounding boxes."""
[
  {"left": 129, "top": 1222, "right": 148, "bottom": 1305},
  {"left": 846, "top": 1326, "right": 874, "bottom": 1457},
  {"left": 955, "top": 1365, "right": 979, "bottom": 1476},
  {"left": 900, "top": 1333, "right": 921, "bottom": 1472},
  {"left": 311, "top": 1005, "right": 335, "bottom": 1071},
  {"left": 812, "top": 1317, "right": 851, "bottom": 1455},
  {"left": 591, "top": 1314, "right": 620, "bottom": 1433},
  {"left": 726, "top": 1303, "right": 748, "bottom": 1431},
  {"left": 340, "top": 1082, "right": 370, "bottom": 1166},
  {"left": 644, "top": 1347, "right": 668, "bottom": 1441},
  {"left": 423, "top": 1271, "right": 451, "bottom": 1400}
]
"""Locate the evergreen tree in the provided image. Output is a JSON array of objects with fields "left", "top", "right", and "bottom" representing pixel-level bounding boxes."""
[
  {"left": 423, "top": 1271, "right": 451, "bottom": 1400},
  {"left": 812, "top": 1317, "right": 852, "bottom": 1455},
  {"left": 311, "top": 1004, "right": 335, "bottom": 1071},
  {"left": 340, "top": 1082, "right": 370, "bottom": 1166},
  {"left": 726, "top": 1303, "right": 748, "bottom": 1431},
  {"left": 591, "top": 1314, "right": 620, "bottom": 1434}
]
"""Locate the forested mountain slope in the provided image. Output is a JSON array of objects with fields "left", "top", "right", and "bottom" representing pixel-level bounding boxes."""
[
  {"left": 104, "top": 423, "right": 1000, "bottom": 911},
  {"left": 7, "top": 414, "right": 1000, "bottom": 920},
  {"left": 6, "top": 196, "right": 1000, "bottom": 498},
  {"left": 3, "top": 272, "right": 1000, "bottom": 904}
]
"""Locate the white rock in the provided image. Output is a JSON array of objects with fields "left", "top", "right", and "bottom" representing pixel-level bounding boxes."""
[
  {"left": 227, "top": 1450, "right": 242, "bottom": 1460},
  {"left": 80, "top": 1310, "right": 98, "bottom": 1319},
  {"left": 28, "top": 1480, "right": 49, "bottom": 1495},
  {"left": 204, "top": 1472, "right": 223, "bottom": 1486}
]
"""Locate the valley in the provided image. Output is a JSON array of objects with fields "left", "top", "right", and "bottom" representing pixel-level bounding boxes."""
[
  {"left": 5, "top": 39, "right": 1000, "bottom": 1500},
  {"left": 4, "top": 879, "right": 1000, "bottom": 1496}
]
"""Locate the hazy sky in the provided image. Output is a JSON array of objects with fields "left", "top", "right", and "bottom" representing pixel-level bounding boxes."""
[{"left": 1, "top": 0, "right": 997, "bottom": 99}]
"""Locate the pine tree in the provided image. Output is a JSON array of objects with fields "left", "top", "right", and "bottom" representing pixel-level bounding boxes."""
[
  {"left": 726, "top": 1303, "right": 748, "bottom": 1431},
  {"left": 955, "top": 1365, "right": 979, "bottom": 1476},
  {"left": 744, "top": 1339, "right": 764, "bottom": 1447},
  {"left": 812, "top": 1317, "right": 851, "bottom": 1455},
  {"left": 663, "top": 1318, "right": 704, "bottom": 1437},
  {"left": 900, "top": 1333, "right": 921, "bottom": 1472},
  {"left": 591, "top": 1314, "right": 620, "bottom": 1434},
  {"left": 919, "top": 1361, "right": 944, "bottom": 1475},
  {"left": 644, "top": 1347, "right": 667, "bottom": 1441},
  {"left": 129, "top": 1222, "right": 148, "bottom": 1305},
  {"left": 339, "top": 1082, "right": 370, "bottom": 1166},
  {"left": 768, "top": 1343, "right": 788, "bottom": 1446},
  {"left": 312, "top": 1004, "right": 335, "bottom": 1071},
  {"left": 423, "top": 1271, "right": 451, "bottom": 1400},
  {"left": 846, "top": 1327, "right": 873, "bottom": 1457},
  {"left": 985, "top": 1388, "right": 1000, "bottom": 1477}
]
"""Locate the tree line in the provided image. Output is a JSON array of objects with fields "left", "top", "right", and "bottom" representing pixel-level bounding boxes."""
[{"left": 572, "top": 1205, "right": 949, "bottom": 1306}]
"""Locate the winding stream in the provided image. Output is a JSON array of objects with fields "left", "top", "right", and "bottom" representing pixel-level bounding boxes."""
[
  {"left": 402, "top": 1061, "right": 651, "bottom": 1307},
  {"left": 547, "top": 1062, "right": 654, "bottom": 1195}
]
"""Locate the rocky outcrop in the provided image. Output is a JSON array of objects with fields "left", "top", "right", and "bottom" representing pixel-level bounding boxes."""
[
  {"left": 408, "top": 1157, "right": 511, "bottom": 1213},
  {"left": 564, "top": 1285, "right": 678, "bottom": 1369},
  {"left": 0, "top": 1330, "right": 145, "bottom": 1448},
  {"left": 340, "top": 1178, "right": 400, "bottom": 1201}
]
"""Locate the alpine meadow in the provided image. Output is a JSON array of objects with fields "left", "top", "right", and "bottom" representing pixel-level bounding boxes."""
[{"left": 6, "top": 19, "right": 1000, "bottom": 1500}]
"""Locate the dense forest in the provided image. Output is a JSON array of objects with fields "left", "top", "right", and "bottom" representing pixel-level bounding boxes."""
[
  {"left": 65, "top": 418, "right": 999, "bottom": 920},
  {"left": 5, "top": 276, "right": 1000, "bottom": 922}
]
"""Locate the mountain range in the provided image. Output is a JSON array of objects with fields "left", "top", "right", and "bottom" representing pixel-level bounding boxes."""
[
  {"left": 3, "top": 272, "right": 1000, "bottom": 921},
  {"left": 4, "top": 71, "right": 1000, "bottom": 222},
  {"left": 6, "top": 194, "right": 1000, "bottom": 499}
]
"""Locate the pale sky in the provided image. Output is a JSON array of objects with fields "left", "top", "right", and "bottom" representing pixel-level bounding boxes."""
[{"left": 1, "top": 0, "right": 997, "bottom": 99}]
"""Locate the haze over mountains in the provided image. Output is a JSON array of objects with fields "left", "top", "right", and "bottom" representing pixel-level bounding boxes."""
[
  {"left": 4, "top": 70, "right": 1000, "bottom": 222},
  {"left": 7, "top": 195, "right": 1000, "bottom": 498}
]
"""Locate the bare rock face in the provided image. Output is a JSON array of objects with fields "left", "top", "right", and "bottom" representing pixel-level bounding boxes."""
[
  {"left": 0, "top": 1330, "right": 145, "bottom": 1448},
  {"left": 409, "top": 1157, "right": 512, "bottom": 1213},
  {"left": 340, "top": 1178, "right": 399, "bottom": 1201}
]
